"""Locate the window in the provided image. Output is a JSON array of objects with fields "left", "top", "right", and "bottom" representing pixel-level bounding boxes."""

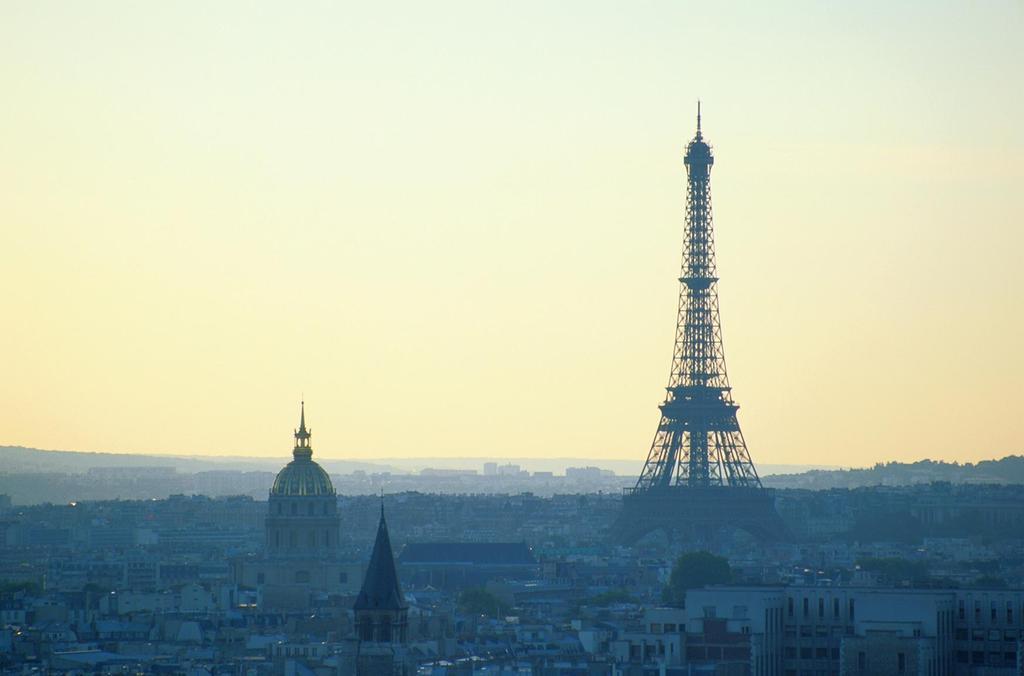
[
  {"left": 898, "top": 652, "right": 905, "bottom": 673},
  {"left": 788, "top": 597, "right": 794, "bottom": 617},
  {"left": 833, "top": 598, "right": 840, "bottom": 619},
  {"left": 818, "top": 598, "right": 824, "bottom": 618},
  {"left": 803, "top": 597, "right": 809, "bottom": 618},
  {"left": 1008, "top": 602, "right": 1014, "bottom": 624},
  {"left": 857, "top": 652, "right": 866, "bottom": 670},
  {"left": 959, "top": 600, "right": 965, "bottom": 620},
  {"left": 992, "top": 602, "right": 998, "bottom": 622},
  {"left": 849, "top": 599, "right": 855, "bottom": 621},
  {"left": 339, "top": 572, "right": 348, "bottom": 584}
]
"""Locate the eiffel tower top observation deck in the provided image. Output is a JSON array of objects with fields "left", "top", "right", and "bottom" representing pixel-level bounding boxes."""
[{"left": 633, "top": 104, "right": 763, "bottom": 492}]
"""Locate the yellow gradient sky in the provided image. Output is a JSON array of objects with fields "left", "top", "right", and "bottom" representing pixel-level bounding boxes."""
[{"left": 1, "top": 2, "right": 1021, "bottom": 466}]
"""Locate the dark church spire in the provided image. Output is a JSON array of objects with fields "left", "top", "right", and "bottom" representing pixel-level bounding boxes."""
[{"left": 354, "top": 502, "right": 406, "bottom": 611}]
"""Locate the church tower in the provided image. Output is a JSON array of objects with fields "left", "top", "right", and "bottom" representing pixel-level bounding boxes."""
[{"left": 353, "top": 501, "right": 408, "bottom": 645}]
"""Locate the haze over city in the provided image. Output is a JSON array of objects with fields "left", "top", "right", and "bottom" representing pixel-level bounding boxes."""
[
  {"left": 7, "top": 4, "right": 1024, "bottom": 676},
  {"left": 2, "top": 1, "right": 1021, "bottom": 467}
]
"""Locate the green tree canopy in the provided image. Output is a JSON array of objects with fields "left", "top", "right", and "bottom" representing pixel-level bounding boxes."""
[
  {"left": 662, "top": 551, "right": 731, "bottom": 606},
  {"left": 855, "top": 557, "right": 931, "bottom": 586},
  {"left": 457, "top": 588, "right": 510, "bottom": 617},
  {"left": 587, "top": 589, "right": 635, "bottom": 607}
]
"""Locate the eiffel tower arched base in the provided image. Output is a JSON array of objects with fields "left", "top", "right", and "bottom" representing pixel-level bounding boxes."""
[{"left": 610, "top": 486, "right": 792, "bottom": 545}]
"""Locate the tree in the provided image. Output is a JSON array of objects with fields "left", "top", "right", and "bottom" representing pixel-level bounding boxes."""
[
  {"left": 662, "top": 551, "right": 731, "bottom": 606},
  {"left": 855, "top": 557, "right": 931, "bottom": 586},
  {"left": 0, "top": 580, "right": 42, "bottom": 597},
  {"left": 587, "top": 589, "right": 635, "bottom": 607},
  {"left": 457, "top": 588, "right": 510, "bottom": 617}
]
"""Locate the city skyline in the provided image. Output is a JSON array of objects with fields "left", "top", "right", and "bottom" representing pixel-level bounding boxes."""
[{"left": 2, "top": 2, "right": 1022, "bottom": 466}]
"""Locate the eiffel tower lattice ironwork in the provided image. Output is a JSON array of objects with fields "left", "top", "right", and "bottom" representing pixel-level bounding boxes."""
[
  {"left": 616, "top": 105, "right": 788, "bottom": 542},
  {"left": 635, "top": 103, "right": 761, "bottom": 492}
]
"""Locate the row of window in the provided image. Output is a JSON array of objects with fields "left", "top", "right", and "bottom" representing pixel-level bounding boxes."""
[
  {"left": 784, "top": 646, "right": 840, "bottom": 660},
  {"left": 788, "top": 596, "right": 854, "bottom": 622},
  {"left": 784, "top": 625, "right": 853, "bottom": 638},
  {"left": 255, "top": 571, "right": 347, "bottom": 584},
  {"left": 958, "top": 598, "right": 1021, "bottom": 625},
  {"left": 954, "top": 627, "right": 1021, "bottom": 642},
  {"left": 955, "top": 650, "right": 1017, "bottom": 665},
  {"left": 271, "top": 529, "right": 334, "bottom": 548},
  {"left": 273, "top": 501, "right": 334, "bottom": 516}
]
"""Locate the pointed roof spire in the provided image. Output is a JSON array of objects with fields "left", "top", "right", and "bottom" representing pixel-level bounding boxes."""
[
  {"left": 354, "top": 499, "right": 407, "bottom": 611},
  {"left": 696, "top": 100, "right": 702, "bottom": 139},
  {"left": 293, "top": 400, "right": 312, "bottom": 459}
]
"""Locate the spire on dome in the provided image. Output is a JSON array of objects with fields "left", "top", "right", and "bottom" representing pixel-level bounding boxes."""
[
  {"left": 696, "top": 100, "right": 702, "bottom": 139},
  {"left": 293, "top": 401, "right": 312, "bottom": 459}
]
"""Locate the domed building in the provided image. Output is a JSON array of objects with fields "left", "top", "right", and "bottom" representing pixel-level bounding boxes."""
[
  {"left": 265, "top": 403, "right": 339, "bottom": 556},
  {"left": 234, "top": 403, "right": 363, "bottom": 610}
]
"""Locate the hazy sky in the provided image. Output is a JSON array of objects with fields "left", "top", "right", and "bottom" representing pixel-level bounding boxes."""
[{"left": 1, "top": 1, "right": 1021, "bottom": 467}]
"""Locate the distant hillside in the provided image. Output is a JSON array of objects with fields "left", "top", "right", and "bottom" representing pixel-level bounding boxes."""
[
  {"left": 764, "top": 455, "right": 1024, "bottom": 490},
  {"left": 0, "top": 445, "right": 832, "bottom": 477},
  {"left": 0, "top": 445, "right": 393, "bottom": 475}
]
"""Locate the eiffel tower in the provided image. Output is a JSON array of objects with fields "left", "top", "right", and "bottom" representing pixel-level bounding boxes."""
[{"left": 613, "top": 105, "right": 789, "bottom": 543}]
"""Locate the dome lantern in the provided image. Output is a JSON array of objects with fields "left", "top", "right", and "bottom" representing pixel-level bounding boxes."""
[{"left": 270, "top": 402, "right": 335, "bottom": 497}]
